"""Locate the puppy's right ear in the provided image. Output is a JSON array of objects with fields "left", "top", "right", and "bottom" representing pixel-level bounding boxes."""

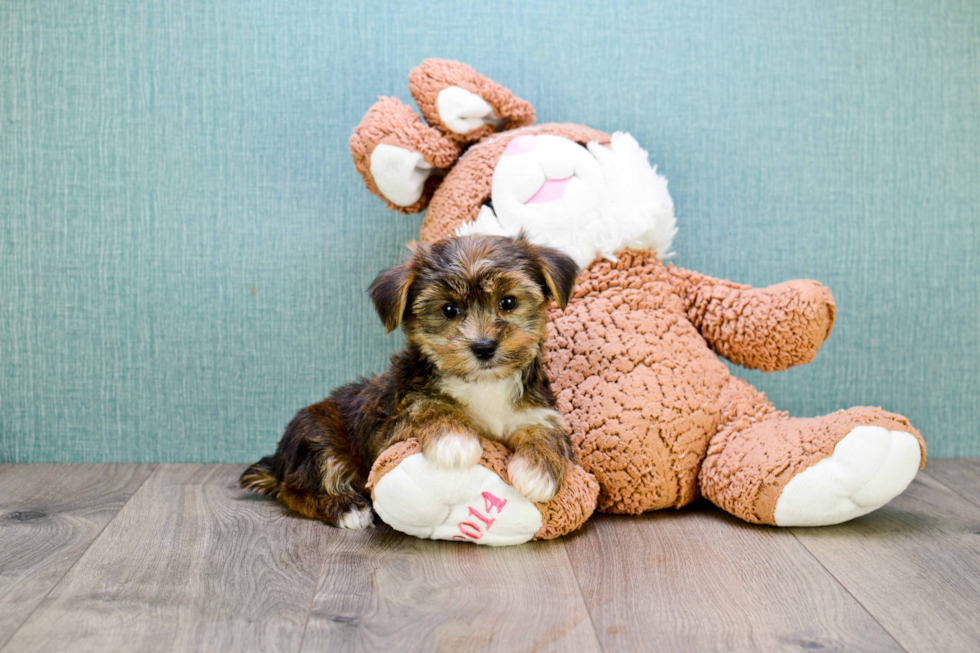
[
  {"left": 368, "top": 261, "right": 415, "bottom": 334},
  {"left": 368, "top": 242, "right": 430, "bottom": 333}
]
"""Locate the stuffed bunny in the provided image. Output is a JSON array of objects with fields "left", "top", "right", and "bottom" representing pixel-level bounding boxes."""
[{"left": 351, "top": 59, "right": 925, "bottom": 540}]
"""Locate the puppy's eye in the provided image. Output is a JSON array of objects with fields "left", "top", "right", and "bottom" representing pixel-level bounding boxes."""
[
  {"left": 498, "top": 296, "right": 518, "bottom": 312},
  {"left": 441, "top": 303, "right": 460, "bottom": 319}
]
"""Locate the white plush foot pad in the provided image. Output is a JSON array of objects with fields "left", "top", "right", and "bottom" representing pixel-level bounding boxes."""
[
  {"left": 371, "top": 453, "right": 542, "bottom": 546},
  {"left": 773, "top": 426, "right": 921, "bottom": 527}
]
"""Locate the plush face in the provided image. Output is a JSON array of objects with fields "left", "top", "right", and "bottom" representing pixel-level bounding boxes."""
[
  {"left": 368, "top": 234, "right": 578, "bottom": 382},
  {"left": 459, "top": 131, "right": 676, "bottom": 267},
  {"left": 351, "top": 59, "right": 677, "bottom": 269}
]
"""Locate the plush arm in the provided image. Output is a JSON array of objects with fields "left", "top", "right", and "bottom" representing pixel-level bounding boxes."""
[{"left": 667, "top": 266, "right": 836, "bottom": 372}]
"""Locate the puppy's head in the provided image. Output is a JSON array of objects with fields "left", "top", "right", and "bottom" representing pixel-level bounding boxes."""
[{"left": 369, "top": 233, "right": 578, "bottom": 379}]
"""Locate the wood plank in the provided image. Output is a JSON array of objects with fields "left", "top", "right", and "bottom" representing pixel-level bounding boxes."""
[
  {"left": 301, "top": 528, "right": 601, "bottom": 652},
  {"left": 792, "top": 473, "right": 980, "bottom": 653},
  {"left": 2, "top": 464, "right": 332, "bottom": 653},
  {"left": 0, "top": 463, "right": 153, "bottom": 649},
  {"left": 565, "top": 508, "right": 902, "bottom": 653},
  {"left": 923, "top": 458, "right": 980, "bottom": 509}
]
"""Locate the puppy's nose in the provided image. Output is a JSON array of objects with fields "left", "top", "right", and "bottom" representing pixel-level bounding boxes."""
[{"left": 470, "top": 339, "right": 498, "bottom": 361}]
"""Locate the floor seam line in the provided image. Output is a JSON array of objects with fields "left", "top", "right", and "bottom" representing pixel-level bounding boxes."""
[
  {"left": 560, "top": 534, "right": 609, "bottom": 653},
  {"left": 0, "top": 463, "right": 158, "bottom": 653},
  {"left": 919, "top": 468, "right": 980, "bottom": 511},
  {"left": 788, "top": 527, "right": 909, "bottom": 653},
  {"left": 295, "top": 533, "right": 330, "bottom": 653}
]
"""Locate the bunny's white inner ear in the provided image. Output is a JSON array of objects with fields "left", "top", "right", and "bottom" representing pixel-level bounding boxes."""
[
  {"left": 437, "top": 86, "right": 505, "bottom": 134},
  {"left": 369, "top": 144, "right": 434, "bottom": 207}
]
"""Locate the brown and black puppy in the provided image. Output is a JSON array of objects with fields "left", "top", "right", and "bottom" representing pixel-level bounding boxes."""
[{"left": 239, "top": 233, "right": 579, "bottom": 528}]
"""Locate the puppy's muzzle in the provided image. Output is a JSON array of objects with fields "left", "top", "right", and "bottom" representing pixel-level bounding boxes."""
[{"left": 470, "top": 339, "right": 498, "bottom": 361}]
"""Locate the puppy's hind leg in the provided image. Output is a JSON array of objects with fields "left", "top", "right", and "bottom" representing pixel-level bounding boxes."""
[
  {"left": 274, "top": 448, "right": 375, "bottom": 529},
  {"left": 278, "top": 482, "right": 375, "bottom": 529},
  {"left": 271, "top": 403, "right": 376, "bottom": 529}
]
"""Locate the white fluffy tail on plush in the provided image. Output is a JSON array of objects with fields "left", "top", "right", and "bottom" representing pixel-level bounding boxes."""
[{"left": 588, "top": 133, "right": 677, "bottom": 263}]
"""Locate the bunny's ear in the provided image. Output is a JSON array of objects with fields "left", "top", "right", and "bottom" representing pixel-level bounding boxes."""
[
  {"left": 409, "top": 59, "right": 535, "bottom": 145},
  {"left": 350, "top": 97, "right": 461, "bottom": 214}
]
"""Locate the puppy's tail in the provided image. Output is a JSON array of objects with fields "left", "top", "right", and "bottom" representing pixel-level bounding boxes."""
[{"left": 239, "top": 456, "right": 280, "bottom": 498}]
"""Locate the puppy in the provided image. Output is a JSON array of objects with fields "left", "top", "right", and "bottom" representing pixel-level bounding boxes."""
[{"left": 239, "top": 233, "right": 579, "bottom": 528}]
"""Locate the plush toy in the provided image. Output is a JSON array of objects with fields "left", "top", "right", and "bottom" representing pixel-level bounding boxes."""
[{"left": 352, "top": 59, "right": 926, "bottom": 543}]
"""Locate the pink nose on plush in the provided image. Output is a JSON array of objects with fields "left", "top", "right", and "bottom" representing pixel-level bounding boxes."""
[
  {"left": 527, "top": 177, "right": 571, "bottom": 204},
  {"left": 503, "top": 134, "right": 537, "bottom": 156}
]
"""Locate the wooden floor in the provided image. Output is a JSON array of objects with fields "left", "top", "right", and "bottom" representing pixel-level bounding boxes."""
[{"left": 0, "top": 461, "right": 978, "bottom": 652}]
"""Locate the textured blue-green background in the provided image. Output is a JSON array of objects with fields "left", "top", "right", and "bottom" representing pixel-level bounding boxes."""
[{"left": 1, "top": 0, "right": 977, "bottom": 462}]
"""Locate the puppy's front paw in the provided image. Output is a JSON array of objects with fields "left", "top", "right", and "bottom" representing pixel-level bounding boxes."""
[
  {"left": 507, "top": 457, "right": 558, "bottom": 503},
  {"left": 424, "top": 432, "right": 483, "bottom": 470}
]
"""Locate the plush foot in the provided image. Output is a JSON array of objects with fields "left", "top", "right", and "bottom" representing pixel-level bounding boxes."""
[
  {"left": 773, "top": 426, "right": 922, "bottom": 527},
  {"left": 371, "top": 451, "right": 543, "bottom": 545},
  {"left": 367, "top": 438, "right": 599, "bottom": 545},
  {"left": 336, "top": 505, "right": 375, "bottom": 530}
]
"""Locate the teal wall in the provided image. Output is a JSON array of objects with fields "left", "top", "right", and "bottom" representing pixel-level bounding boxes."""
[{"left": 1, "top": 0, "right": 978, "bottom": 462}]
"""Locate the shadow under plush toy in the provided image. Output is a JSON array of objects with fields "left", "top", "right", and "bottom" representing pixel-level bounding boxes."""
[{"left": 352, "top": 59, "right": 926, "bottom": 544}]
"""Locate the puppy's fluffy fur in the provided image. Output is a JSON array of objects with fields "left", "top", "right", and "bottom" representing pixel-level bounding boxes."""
[{"left": 239, "top": 233, "right": 579, "bottom": 528}]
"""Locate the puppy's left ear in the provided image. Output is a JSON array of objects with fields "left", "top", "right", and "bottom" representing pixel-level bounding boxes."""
[
  {"left": 520, "top": 236, "right": 578, "bottom": 310},
  {"left": 537, "top": 246, "right": 579, "bottom": 310}
]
